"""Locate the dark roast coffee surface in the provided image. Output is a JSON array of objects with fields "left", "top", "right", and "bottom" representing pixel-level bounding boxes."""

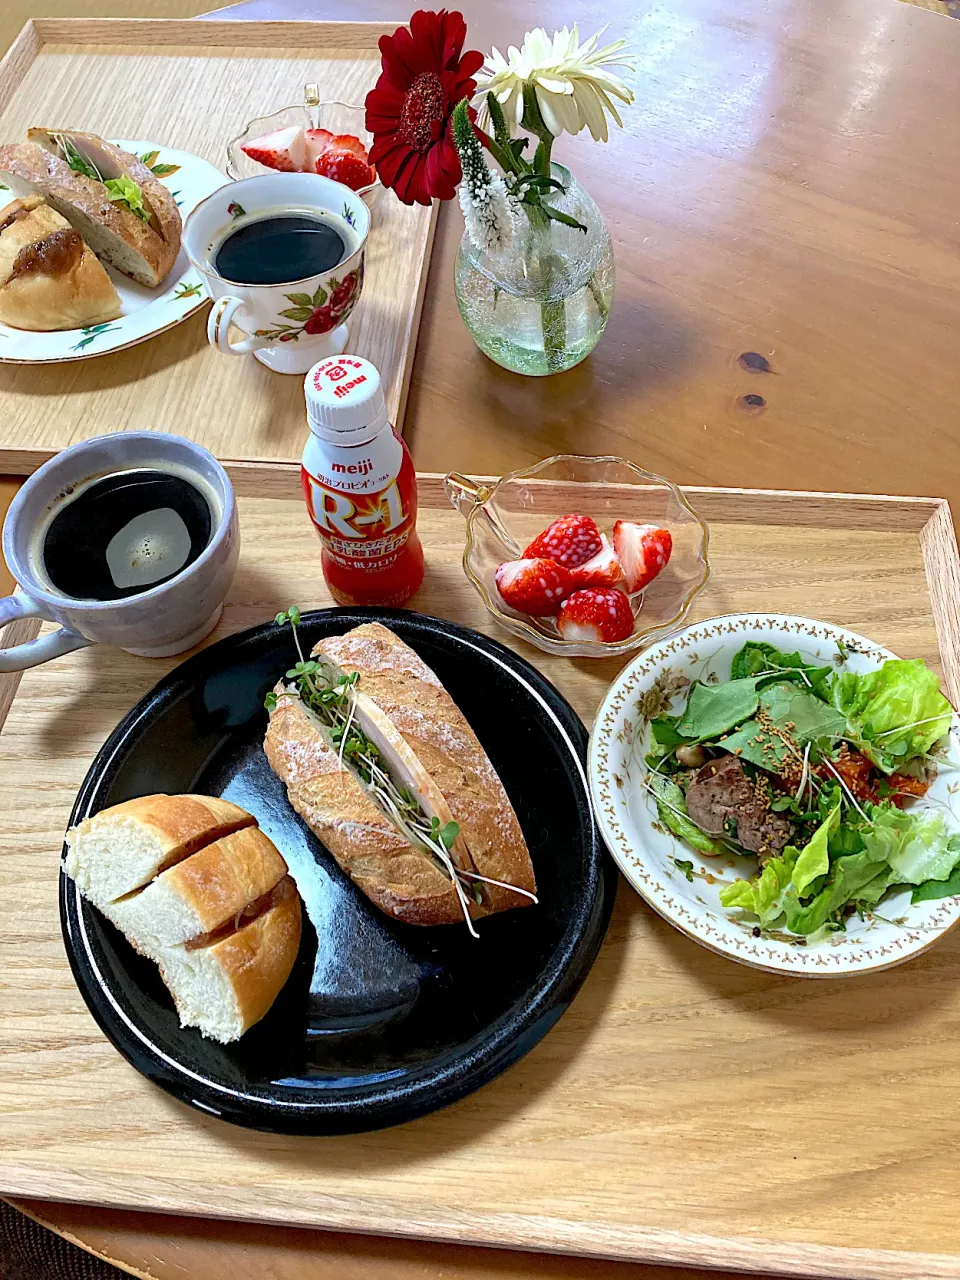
[
  {"left": 42, "top": 469, "right": 213, "bottom": 601},
  {"left": 215, "top": 214, "right": 346, "bottom": 285}
]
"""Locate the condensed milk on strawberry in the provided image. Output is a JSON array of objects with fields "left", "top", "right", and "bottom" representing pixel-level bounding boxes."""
[{"left": 301, "top": 355, "right": 424, "bottom": 606}]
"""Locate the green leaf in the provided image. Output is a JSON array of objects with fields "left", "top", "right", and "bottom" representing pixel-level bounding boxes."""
[
  {"left": 677, "top": 678, "right": 762, "bottom": 741},
  {"left": 287, "top": 605, "right": 301, "bottom": 625},
  {"left": 720, "top": 847, "right": 798, "bottom": 925},
  {"left": 791, "top": 799, "right": 841, "bottom": 897},
  {"left": 439, "top": 821, "right": 460, "bottom": 850},
  {"left": 264, "top": 691, "right": 278, "bottom": 712},
  {"left": 540, "top": 202, "right": 588, "bottom": 233},
  {"left": 721, "top": 683, "right": 847, "bottom": 770},
  {"left": 828, "top": 658, "right": 952, "bottom": 771},
  {"left": 650, "top": 716, "right": 692, "bottom": 749},
  {"left": 729, "top": 641, "right": 832, "bottom": 693},
  {"left": 150, "top": 162, "right": 180, "bottom": 178},
  {"left": 912, "top": 865, "right": 960, "bottom": 903},
  {"left": 782, "top": 851, "right": 889, "bottom": 935},
  {"left": 59, "top": 134, "right": 102, "bottom": 181},
  {"left": 861, "top": 807, "right": 960, "bottom": 886},
  {"left": 286, "top": 292, "right": 314, "bottom": 307},
  {"left": 647, "top": 773, "right": 726, "bottom": 856},
  {"left": 275, "top": 611, "right": 289, "bottom": 626},
  {"left": 279, "top": 307, "right": 314, "bottom": 322},
  {"left": 311, "top": 285, "right": 328, "bottom": 307},
  {"left": 105, "top": 175, "right": 151, "bottom": 222},
  {"left": 139, "top": 150, "right": 160, "bottom": 168},
  {"left": 674, "top": 858, "right": 694, "bottom": 882}
]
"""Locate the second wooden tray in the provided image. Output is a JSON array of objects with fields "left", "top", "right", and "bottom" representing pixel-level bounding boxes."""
[
  {"left": 1, "top": 474, "right": 960, "bottom": 1279},
  {"left": 0, "top": 19, "right": 437, "bottom": 470}
]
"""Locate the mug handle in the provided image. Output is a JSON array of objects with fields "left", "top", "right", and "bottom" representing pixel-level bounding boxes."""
[
  {"left": 207, "top": 295, "right": 274, "bottom": 356},
  {"left": 0, "top": 591, "right": 90, "bottom": 673}
]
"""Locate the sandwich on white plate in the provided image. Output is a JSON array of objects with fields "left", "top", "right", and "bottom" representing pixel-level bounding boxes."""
[
  {"left": 64, "top": 794, "right": 302, "bottom": 1044},
  {"left": 264, "top": 618, "right": 538, "bottom": 934},
  {"left": 0, "top": 129, "right": 182, "bottom": 289}
]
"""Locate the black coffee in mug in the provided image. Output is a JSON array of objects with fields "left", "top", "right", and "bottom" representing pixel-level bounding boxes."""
[
  {"left": 215, "top": 213, "right": 347, "bottom": 285},
  {"left": 40, "top": 468, "right": 214, "bottom": 601}
]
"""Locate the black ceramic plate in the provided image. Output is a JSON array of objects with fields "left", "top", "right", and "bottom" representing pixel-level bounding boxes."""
[{"left": 61, "top": 609, "right": 616, "bottom": 1135}]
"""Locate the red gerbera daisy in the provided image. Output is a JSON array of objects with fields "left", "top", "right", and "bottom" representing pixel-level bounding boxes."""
[{"left": 364, "top": 10, "right": 483, "bottom": 206}]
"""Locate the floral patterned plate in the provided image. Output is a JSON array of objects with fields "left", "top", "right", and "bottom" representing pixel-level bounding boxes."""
[
  {"left": 589, "top": 613, "right": 960, "bottom": 977},
  {"left": 0, "top": 140, "right": 228, "bottom": 364}
]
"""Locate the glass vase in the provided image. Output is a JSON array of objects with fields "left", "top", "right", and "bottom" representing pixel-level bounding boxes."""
[{"left": 454, "top": 164, "right": 614, "bottom": 377}]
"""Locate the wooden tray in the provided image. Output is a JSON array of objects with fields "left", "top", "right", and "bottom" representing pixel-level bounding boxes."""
[
  {"left": 2, "top": 474, "right": 960, "bottom": 1280},
  {"left": 0, "top": 19, "right": 437, "bottom": 469}
]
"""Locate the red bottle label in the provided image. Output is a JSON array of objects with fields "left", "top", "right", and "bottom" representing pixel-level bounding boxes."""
[{"left": 301, "top": 434, "right": 424, "bottom": 607}]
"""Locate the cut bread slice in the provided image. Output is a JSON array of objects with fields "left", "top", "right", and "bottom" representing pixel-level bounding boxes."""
[
  {"left": 156, "top": 877, "right": 301, "bottom": 1043},
  {"left": 316, "top": 624, "right": 536, "bottom": 914},
  {"left": 103, "top": 825, "right": 289, "bottom": 954},
  {"left": 264, "top": 688, "right": 479, "bottom": 926},
  {"left": 63, "top": 794, "right": 256, "bottom": 908},
  {"left": 0, "top": 139, "right": 181, "bottom": 287}
]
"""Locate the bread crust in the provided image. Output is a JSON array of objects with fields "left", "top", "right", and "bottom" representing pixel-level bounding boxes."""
[
  {"left": 0, "top": 141, "right": 180, "bottom": 286},
  {"left": 316, "top": 624, "right": 536, "bottom": 913},
  {"left": 264, "top": 689, "right": 483, "bottom": 926}
]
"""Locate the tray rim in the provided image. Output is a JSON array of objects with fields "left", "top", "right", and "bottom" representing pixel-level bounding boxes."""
[{"left": 0, "top": 478, "right": 959, "bottom": 1275}]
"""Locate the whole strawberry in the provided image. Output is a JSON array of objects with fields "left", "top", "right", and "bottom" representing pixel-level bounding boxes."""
[
  {"left": 524, "top": 514, "right": 603, "bottom": 570},
  {"left": 495, "top": 558, "right": 575, "bottom": 616},
  {"left": 557, "top": 587, "right": 635, "bottom": 643}
]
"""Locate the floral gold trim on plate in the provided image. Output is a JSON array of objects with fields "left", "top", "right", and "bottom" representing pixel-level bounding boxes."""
[
  {"left": 0, "top": 140, "right": 228, "bottom": 364},
  {"left": 589, "top": 613, "right": 960, "bottom": 977}
]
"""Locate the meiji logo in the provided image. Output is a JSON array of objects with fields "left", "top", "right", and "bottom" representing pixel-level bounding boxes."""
[
  {"left": 331, "top": 457, "right": 373, "bottom": 476},
  {"left": 333, "top": 374, "right": 367, "bottom": 399}
]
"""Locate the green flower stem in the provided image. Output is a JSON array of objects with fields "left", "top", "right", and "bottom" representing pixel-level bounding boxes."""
[{"left": 525, "top": 201, "right": 567, "bottom": 374}]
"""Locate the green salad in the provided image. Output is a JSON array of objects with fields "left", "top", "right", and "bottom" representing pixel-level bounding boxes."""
[{"left": 644, "top": 640, "right": 958, "bottom": 938}]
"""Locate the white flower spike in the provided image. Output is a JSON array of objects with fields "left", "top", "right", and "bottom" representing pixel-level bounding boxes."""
[{"left": 475, "top": 24, "right": 635, "bottom": 143}]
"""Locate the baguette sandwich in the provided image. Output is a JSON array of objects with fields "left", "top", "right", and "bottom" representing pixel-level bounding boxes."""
[
  {"left": 64, "top": 795, "right": 301, "bottom": 1043},
  {"left": 0, "top": 130, "right": 182, "bottom": 288},
  {"left": 264, "top": 621, "right": 536, "bottom": 933}
]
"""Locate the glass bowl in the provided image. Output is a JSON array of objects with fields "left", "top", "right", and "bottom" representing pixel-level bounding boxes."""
[
  {"left": 445, "top": 454, "right": 711, "bottom": 659},
  {"left": 226, "top": 90, "right": 382, "bottom": 213}
]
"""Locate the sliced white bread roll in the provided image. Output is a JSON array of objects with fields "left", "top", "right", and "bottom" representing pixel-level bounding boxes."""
[
  {"left": 0, "top": 137, "right": 181, "bottom": 287},
  {"left": 156, "top": 877, "right": 301, "bottom": 1044},
  {"left": 104, "top": 825, "right": 289, "bottom": 955},
  {"left": 63, "top": 794, "right": 255, "bottom": 909},
  {"left": 315, "top": 624, "right": 536, "bottom": 914}
]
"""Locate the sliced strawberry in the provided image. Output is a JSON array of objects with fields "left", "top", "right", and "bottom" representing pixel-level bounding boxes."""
[
  {"left": 495, "top": 558, "right": 575, "bottom": 616},
  {"left": 569, "top": 534, "right": 624, "bottom": 589},
  {"left": 613, "top": 521, "right": 673, "bottom": 593},
  {"left": 523, "top": 514, "right": 603, "bottom": 570},
  {"left": 557, "top": 588, "right": 635, "bottom": 643},
  {"left": 315, "top": 149, "right": 376, "bottom": 190},
  {"left": 330, "top": 133, "right": 370, "bottom": 161},
  {"left": 304, "top": 127, "right": 335, "bottom": 171},
  {"left": 240, "top": 126, "right": 306, "bottom": 172}
]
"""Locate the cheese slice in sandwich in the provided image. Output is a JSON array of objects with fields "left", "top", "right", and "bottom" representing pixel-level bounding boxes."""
[{"left": 264, "top": 622, "right": 536, "bottom": 930}]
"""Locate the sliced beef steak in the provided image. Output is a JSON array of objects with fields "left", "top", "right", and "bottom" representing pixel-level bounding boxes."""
[{"left": 685, "top": 754, "right": 792, "bottom": 857}]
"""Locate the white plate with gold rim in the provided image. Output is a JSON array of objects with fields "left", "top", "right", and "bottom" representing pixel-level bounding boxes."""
[
  {"left": 0, "top": 140, "right": 227, "bottom": 364},
  {"left": 589, "top": 613, "right": 960, "bottom": 977}
]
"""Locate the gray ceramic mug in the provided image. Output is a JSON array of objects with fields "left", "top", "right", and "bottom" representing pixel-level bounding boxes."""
[{"left": 0, "top": 432, "right": 239, "bottom": 672}]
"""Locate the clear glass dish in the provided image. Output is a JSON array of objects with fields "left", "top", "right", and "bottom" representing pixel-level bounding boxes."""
[
  {"left": 445, "top": 454, "right": 711, "bottom": 659},
  {"left": 226, "top": 88, "right": 382, "bottom": 213}
]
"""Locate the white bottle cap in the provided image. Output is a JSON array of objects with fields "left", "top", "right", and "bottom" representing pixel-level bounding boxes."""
[{"left": 304, "top": 355, "right": 389, "bottom": 443}]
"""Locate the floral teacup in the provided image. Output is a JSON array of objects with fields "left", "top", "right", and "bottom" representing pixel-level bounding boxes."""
[{"left": 183, "top": 171, "right": 369, "bottom": 375}]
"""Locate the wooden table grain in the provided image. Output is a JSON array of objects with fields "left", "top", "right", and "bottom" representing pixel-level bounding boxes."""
[{"left": 4, "top": 0, "right": 960, "bottom": 1275}]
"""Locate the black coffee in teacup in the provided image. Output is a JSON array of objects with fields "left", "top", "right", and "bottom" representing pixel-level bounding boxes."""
[
  {"left": 215, "top": 213, "right": 347, "bottom": 285},
  {"left": 38, "top": 468, "right": 215, "bottom": 602}
]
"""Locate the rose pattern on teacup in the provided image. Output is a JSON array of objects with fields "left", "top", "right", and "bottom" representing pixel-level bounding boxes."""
[{"left": 253, "top": 261, "right": 364, "bottom": 344}]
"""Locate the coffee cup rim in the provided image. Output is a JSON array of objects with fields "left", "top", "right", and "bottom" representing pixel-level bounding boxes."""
[
  {"left": 4, "top": 433, "right": 236, "bottom": 614},
  {"left": 183, "top": 172, "right": 370, "bottom": 290}
]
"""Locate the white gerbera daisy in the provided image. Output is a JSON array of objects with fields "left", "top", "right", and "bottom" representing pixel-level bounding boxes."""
[{"left": 475, "top": 24, "right": 635, "bottom": 143}]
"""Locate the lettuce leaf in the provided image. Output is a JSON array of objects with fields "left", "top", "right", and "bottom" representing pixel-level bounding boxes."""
[
  {"left": 829, "top": 658, "right": 951, "bottom": 769},
  {"left": 730, "top": 641, "right": 832, "bottom": 694},
  {"left": 781, "top": 851, "right": 890, "bottom": 934},
  {"left": 860, "top": 805, "right": 960, "bottom": 885},
  {"left": 647, "top": 773, "right": 726, "bottom": 856},
  {"left": 105, "top": 175, "right": 151, "bottom": 223},
  {"left": 792, "top": 799, "right": 841, "bottom": 897},
  {"left": 720, "top": 847, "right": 798, "bottom": 924}
]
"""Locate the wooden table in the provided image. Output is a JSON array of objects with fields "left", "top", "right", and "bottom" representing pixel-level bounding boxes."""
[{"left": 4, "top": 0, "right": 960, "bottom": 1275}]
